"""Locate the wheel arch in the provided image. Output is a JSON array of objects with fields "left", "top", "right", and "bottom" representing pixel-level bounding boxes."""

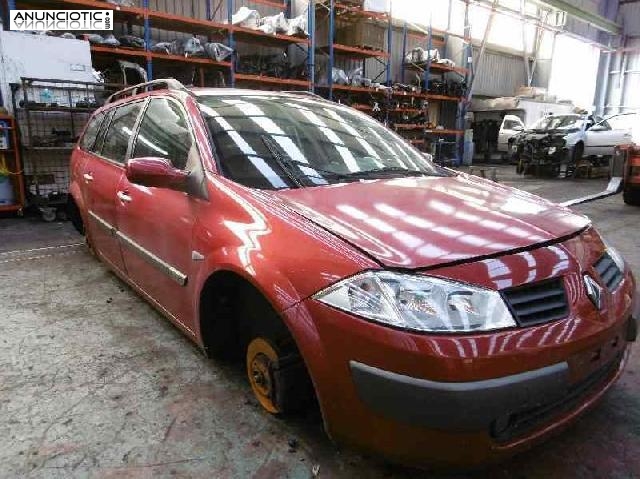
[
  {"left": 196, "top": 264, "right": 327, "bottom": 417},
  {"left": 194, "top": 256, "right": 306, "bottom": 355}
]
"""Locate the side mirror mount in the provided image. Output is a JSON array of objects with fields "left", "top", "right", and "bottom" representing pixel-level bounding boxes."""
[{"left": 126, "top": 157, "right": 188, "bottom": 190}]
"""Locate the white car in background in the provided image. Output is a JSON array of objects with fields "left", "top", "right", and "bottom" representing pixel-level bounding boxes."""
[
  {"left": 497, "top": 114, "right": 525, "bottom": 153},
  {"left": 606, "top": 112, "right": 640, "bottom": 145},
  {"left": 511, "top": 113, "right": 633, "bottom": 161}
]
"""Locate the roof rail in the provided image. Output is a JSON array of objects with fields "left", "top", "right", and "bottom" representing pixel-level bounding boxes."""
[
  {"left": 105, "top": 78, "right": 192, "bottom": 104},
  {"left": 281, "top": 90, "right": 324, "bottom": 99}
]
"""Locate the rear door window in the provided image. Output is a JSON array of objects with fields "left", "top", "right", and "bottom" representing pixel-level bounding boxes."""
[
  {"left": 92, "top": 108, "right": 114, "bottom": 154},
  {"left": 79, "top": 112, "right": 105, "bottom": 151},
  {"left": 100, "top": 102, "right": 143, "bottom": 164}
]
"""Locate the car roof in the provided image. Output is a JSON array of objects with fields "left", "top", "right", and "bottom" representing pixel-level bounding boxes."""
[
  {"left": 96, "top": 87, "right": 323, "bottom": 116},
  {"left": 190, "top": 88, "right": 321, "bottom": 99}
]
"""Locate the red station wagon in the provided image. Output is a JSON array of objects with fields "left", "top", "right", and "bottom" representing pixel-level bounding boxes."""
[{"left": 68, "top": 79, "right": 638, "bottom": 468}]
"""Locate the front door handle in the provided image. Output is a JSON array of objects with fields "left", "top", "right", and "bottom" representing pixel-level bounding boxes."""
[
  {"left": 83, "top": 173, "right": 94, "bottom": 182},
  {"left": 117, "top": 191, "right": 132, "bottom": 203}
]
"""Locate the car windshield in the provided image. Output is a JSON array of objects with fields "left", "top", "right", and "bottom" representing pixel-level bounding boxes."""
[
  {"left": 529, "top": 115, "right": 583, "bottom": 131},
  {"left": 197, "top": 94, "right": 446, "bottom": 190}
]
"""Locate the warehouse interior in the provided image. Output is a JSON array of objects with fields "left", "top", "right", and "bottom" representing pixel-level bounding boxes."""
[{"left": 1, "top": 0, "right": 640, "bottom": 477}]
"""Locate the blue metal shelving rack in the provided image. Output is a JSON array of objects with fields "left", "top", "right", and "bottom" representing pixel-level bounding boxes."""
[
  {"left": 320, "top": 0, "right": 393, "bottom": 101},
  {"left": 398, "top": 16, "right": 469, "bottom": 161},
  {"left": 13, "top": 0, "right": 314, "bottom": 91}
]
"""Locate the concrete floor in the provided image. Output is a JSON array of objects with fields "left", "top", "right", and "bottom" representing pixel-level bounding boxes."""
[{"left": 1, "top": 169, "right": 639, "bottom": 478}]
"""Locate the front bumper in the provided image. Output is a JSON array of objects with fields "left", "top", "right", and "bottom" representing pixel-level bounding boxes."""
[
  {"left": 283, "top": 268, "right": 636, "bottom": 468},
  {"left": 350, "top": 359, "right": 569, "bottom": 433},
  {"left": 351, "top": 316, "right": 636, "bottom": 439}
]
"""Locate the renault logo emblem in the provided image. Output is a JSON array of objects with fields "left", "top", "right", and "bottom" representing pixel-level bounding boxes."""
[{"left": 584, "top": 274, "right": 603, "bottom": 310}]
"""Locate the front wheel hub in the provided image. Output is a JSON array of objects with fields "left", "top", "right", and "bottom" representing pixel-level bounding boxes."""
[{"left": 247, "top": 338, "right": 281, "bottom": 414}]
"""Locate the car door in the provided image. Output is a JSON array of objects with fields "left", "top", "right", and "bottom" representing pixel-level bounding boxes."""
[
  {"left": 76, "top": 110, "right": 107, "bottom": 204},
  {"left": 601, "top": 114, "right": 634, "bottom": 150},
  {"left": 83, "top": 102, "right": 143, "bottom": 274},
  {"left": 497, "top": 115, "right": 524, "bottom": 152},
  {"left": 584, "top": 119, "right": 632, "bottom": 156},
  {"left": 115, "top": 96, "right": 206, "bottom": 330}
]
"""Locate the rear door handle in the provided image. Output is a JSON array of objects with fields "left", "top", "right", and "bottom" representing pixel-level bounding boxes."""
[
  {"left": 83, "top": 173, "right": 94, "bottom": 182},
  {"left": 117, "top": 191, "right": 132, "bottom": 203}
]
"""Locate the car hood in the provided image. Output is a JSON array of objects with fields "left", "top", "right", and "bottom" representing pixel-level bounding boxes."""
[{"left": 270, "top": 174, "right": 589, "bottom": 269}]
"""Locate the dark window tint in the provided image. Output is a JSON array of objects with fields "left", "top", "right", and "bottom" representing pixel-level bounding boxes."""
[
  {"left": 100, "top": 102, "right": 142, "bottom": 163},
  {"left": 79, "top": 112, "right": 105, "bottom": 151},
  {"left": 132, "top": 98, "right": 193, "bottom": 170}
]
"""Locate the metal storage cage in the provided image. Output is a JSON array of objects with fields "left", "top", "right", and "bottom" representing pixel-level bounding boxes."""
[{"left": 11, "top": 77, "right": 122, "bottom": 221}]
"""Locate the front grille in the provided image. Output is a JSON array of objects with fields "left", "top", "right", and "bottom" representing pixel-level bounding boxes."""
[
  {"left": 502, "top": 278, "right": 569, "bottom": 327},
  {"left": 492, "top": 351, "right": 623, "bottom": 443},
  {"left": 594, "top": 253, "right": 623, "bottom": 291}
]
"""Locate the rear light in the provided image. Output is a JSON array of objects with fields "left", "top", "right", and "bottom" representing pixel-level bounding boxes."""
[{"left": 630, "top": 166, "right": 640, "bottom": 178}]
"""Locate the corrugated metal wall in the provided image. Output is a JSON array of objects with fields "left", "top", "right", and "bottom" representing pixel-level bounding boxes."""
[
  {"left": 620, "top": 1, "right": 640, "bottom": 36},
  {"left": 470, "top": 50, "right": 525, "bottom": 97},
  {"left": 605, "top": 37, "right": 640, "bottom": 114},
  {"left": 601, "top": 2, "right": 640, "bottom": 114},
  {"left": 563, "top": 0, "right": 602, "bottom": 41}
]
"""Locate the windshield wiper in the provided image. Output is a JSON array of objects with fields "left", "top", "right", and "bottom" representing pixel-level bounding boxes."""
[
  {"left": 261, "top": 135, "right": 351, "bottom": 184},
  {"left": 261, "top": 135, "right": 434, "bottom": 184},
  {"left": 261, "top": 135, "right": 304, "bottom": 187},
  {"left": 340, "top": 166, "right": 429, "bottom": 179}
]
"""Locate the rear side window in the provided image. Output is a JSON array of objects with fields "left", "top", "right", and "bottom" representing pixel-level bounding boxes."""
[
  {"left": 100, "top": 102, "right": 143, "bottom": 163},
  {"left": 93, "top": 108, "right": 114, "bottom": 154},
  {"left": 79, "top": 112, "right": 105, "bottom": 151},
  {"left": 132, "top": 98, "right": 194, "bottom": 170}
]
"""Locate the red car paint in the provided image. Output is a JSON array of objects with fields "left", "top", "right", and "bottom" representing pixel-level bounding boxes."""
[{"left": 69, "top": 88, "right": 636, "bottom": 467}]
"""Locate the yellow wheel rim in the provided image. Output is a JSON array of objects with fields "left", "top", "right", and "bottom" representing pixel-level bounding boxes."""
[{"left": 247, "top": 338, "right": 281, "bottom": 414}]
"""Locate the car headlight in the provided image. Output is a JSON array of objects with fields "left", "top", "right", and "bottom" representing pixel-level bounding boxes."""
[
  {"left": 598, "top": 232, "right": 626, "bottom": 272},
  {"left": 604, "top": 242, "right": 626, "bottom": 273},
  {"left": 313, "top": 271, "right": 516, "bottom": 333},
  {"left": 548, "top": 146, "right": 556, "bottom": 155}
]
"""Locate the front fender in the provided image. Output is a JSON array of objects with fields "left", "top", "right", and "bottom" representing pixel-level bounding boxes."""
[
  {"left": 191, "top": 244, "right": 305, "bottom": 340},
  {"left": 190, "top": 176, "right": 378, "bottom": 345}
]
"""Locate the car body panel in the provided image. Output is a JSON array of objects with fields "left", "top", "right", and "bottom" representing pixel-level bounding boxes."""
[
  {"left": 272, "top": 173, "right": 590, "bottom": 269},
  {"left": 82, "top": 156, "right": 127, "bottom": 274},
  {"left": 189, "top": 176, "right": 379, "bottom": 325},
  {"left": 584, "top": 123, "right": 632, "bottom": 156},
  {"left": 115, "top": 174, "right": 201, "bottom": 333}
]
